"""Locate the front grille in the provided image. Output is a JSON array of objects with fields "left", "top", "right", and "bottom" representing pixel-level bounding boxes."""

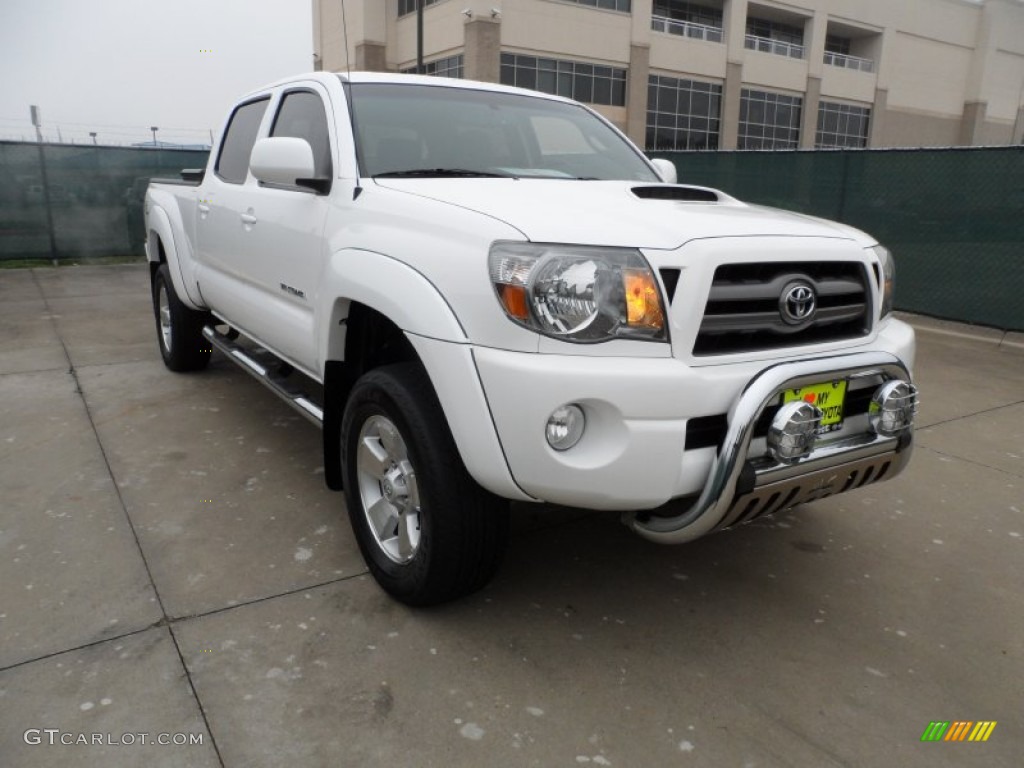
[{"left": 694, "top": 262, "right": 872, "bottom": 355}]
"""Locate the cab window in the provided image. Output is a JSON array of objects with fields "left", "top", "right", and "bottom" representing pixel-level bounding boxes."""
[
  {"left": 215, "top": 98, "right": 270, "bottom": 184},
  {"left": 271, "top": 90, "right": 333, "bottom": 180}
]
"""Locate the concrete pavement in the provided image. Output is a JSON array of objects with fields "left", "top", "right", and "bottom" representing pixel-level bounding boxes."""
[{"left": 1, "top": 264, "right": 1021, "bottom": 767}]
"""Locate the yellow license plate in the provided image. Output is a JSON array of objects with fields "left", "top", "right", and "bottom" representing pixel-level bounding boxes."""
[{"left": 784, "top": 380, "right": 847, "bottom": 434}]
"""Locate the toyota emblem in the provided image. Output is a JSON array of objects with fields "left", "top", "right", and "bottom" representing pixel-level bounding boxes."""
[{"left": 780, "top": 281, "right": 817, "bottom": 325}]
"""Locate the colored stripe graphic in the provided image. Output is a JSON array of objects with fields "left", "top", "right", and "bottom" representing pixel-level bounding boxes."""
[
  {"left": 968, "top": 722, "right": 997, "bottom": 742},
  {"left": 944, "top": 721, "right": 972, "bottom": 741},
  {"left": 921, "top": 722, "right": 949, "bottom": 741},
  {"left": 921, "top": 721, "right": 996, "bottom": 742}
]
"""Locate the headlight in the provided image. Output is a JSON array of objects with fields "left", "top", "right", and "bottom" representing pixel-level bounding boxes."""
[
  {"left": 489, "top": 242, "right": 667, "bottom": 343},
  {"left": 873, "top": 245, "right": 896, "bottom": 318}
]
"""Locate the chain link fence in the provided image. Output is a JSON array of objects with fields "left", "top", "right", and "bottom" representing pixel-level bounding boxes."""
[
  {"left": 0, "top": 140, "right": 208, "bottom": 262},
  {"left": 652, "top": 146, "right": 1024, "bottom": 331}
]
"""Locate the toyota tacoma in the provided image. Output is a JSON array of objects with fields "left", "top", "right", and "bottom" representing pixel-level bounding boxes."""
[{"left": 144, "top": 72, "right": 917, "bottom": 605}]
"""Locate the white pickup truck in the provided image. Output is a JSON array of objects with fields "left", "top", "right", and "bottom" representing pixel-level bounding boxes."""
[{"left": 145, "top": 72, "right": 917, "bottom": 605}]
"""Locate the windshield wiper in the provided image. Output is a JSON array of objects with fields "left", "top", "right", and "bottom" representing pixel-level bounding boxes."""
[{"left": 373, "top": 168, "right": 511, "bottom": 178}]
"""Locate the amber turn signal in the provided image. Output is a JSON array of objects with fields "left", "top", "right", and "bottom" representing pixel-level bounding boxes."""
[
  {"left": 623, "top": 268, "right": 665, "bottom": 330},
  {"left": 498, "top": 283, "right": 529, "bottom": 320}
]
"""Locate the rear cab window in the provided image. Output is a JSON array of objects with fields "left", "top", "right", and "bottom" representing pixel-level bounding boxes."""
[{"left": 215, "top": 98, "right": 270, "bottom": 184}]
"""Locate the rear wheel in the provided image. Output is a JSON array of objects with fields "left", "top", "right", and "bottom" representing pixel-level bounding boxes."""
[
  {"left": 341, "top": 362, "right": 510, "bottom": 606},
  {"left": 152, "top": 263, "right": 211, "bottom": 372}
]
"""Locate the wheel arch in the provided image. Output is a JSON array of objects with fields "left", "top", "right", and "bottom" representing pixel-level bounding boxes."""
[
  {"left": 320, "top": 300, "right": 430, "bottom": 492},
  {"left": 318, "top": 248, "right": 468, "bottom": 489},
  {"left": 317, "top": 248, "right": 467, "bottom": 367},
  {"left": 145, "top": 202, "right": 204, "bottom": 310},
  {"left": 316, "top": 251, "right": 527, "bottom": 502}
]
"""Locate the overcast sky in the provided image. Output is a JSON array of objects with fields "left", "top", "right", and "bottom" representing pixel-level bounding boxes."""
[{"left": 0, "top": 0, "right": 312, "bottom": 146}]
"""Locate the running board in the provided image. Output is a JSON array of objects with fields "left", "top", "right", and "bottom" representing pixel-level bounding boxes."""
[{"left": 202, "top": 326, "right": 323, "bottom": 427}]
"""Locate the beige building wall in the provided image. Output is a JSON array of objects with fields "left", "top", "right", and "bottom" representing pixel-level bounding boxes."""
[
  {"left": 393, "top": 2, "right": 466, "bottom": 69},
  {"left": 649, "top": 36, "right": 728, "bottom": 80},
  {"left": 820, "top": 67, "right": 875, "bottom": 104},
  {"left": 742, "top": 52, "right": 810, "bottom": 94},
  {"left": 968, "top": 0, "right": 1024, "bottom": 143},
  {"left": 313, "top": 0, "right": 1024, "bottom": 149},
  {"left": 502, "top": 0, "right": 633, "bottom": 63}
]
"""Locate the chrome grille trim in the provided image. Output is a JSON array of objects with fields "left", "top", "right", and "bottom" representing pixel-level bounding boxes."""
[{"left": 695, "top": 261, "right": 872, "bottom": 355}]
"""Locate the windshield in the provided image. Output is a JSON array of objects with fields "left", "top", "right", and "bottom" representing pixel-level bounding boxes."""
[{"left": 345, "top": 81, "right": 659, "bottom": 182}]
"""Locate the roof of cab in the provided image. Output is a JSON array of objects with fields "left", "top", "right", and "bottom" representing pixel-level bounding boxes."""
[{"left": 242, "top": 70, "right": 579, "bottom": 107}]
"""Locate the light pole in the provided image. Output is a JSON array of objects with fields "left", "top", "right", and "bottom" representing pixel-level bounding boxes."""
[
  {"left": 417, "top": 0, "right": 424, "bottom": 74},
  {"left": 30, "top": 105, "right": 58, "bottom": 264},
  {"left": 31, "top": 105, "right": 43, "bottom": 143},
  {"left": 89, "top": 131, "right": 97, "bottom": 145},
  {"left": 150, "top": 126, "right": 159, "bottom": 146}
]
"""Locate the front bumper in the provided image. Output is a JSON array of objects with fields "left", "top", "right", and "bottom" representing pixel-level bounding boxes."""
[
  {"left": 625, "top": 351, "right": 914, "bottom": 543},
  {"left": 471, "top": 320, "right": 916, "bottom": 540}
]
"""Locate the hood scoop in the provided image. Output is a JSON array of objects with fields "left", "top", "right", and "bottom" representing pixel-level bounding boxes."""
[{"left": 631, "top": 185, "right": 719, "bottom": 202}]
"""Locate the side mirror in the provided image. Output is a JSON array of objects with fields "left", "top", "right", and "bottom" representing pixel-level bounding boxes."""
[
  {"left": 651, "top": 158, "right": 678, "bottom": 185},
  {"left": 250, "top": 137, "right": 315, "bottom": 187}
]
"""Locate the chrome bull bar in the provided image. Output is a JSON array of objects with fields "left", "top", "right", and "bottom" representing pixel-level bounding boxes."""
[{"left": 627, "top": 351, "right": 914, "bottom": 544}]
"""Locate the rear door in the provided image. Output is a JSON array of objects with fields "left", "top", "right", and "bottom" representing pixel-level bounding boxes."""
[{"left": 194, "top": 95, "right": 272, "bottom": 337}]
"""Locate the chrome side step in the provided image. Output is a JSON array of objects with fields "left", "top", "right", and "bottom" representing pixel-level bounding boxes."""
[{"left": 202, "top": 326, "right": 323, "bottom": 427}]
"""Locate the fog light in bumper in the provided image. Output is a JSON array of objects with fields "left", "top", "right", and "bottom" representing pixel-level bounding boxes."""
[
  {"left": 767, "top": 401, "right": 822, "bottom": 464},
  {"left": 869, "top": 381, "right": 918, "bottom": 437},
  {"left": 545, "top": 404, "right": 585, "bottom": 451}
]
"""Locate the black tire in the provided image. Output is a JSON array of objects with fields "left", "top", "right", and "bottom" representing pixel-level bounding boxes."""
[
  {"left": 152, "top": 263, "right": 211, "bottom": 372},
  {"left": 341, "top": 362, "right": 510, "bottom": 606}
]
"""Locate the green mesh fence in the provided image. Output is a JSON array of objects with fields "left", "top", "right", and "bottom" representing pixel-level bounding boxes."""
[
  {"left": 2, "top": 141, "right": 1020, "bottom": 330},
  {"left": 651, "top": 146, "right": 1024, "bottom": 331},
  {"left": 0, "top": 140, "right": 209, "bottom": 262}
]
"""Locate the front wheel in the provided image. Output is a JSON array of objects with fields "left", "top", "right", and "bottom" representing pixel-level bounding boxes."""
[
  {"left": 341, "top": 363, "right": 510, "bottom": 606},
  {"left": 152, "top": 263, "right": 211, "bottom": 372}
]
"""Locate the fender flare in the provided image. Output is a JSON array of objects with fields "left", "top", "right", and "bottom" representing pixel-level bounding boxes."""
[
  {"left": 146, "top": 202, "right": 204, "bottom": 310},
  {"left": 316, "top": 248, "right": 468, "bottom": 364}
]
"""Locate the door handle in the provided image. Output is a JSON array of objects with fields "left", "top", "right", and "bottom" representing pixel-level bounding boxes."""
[
  {"left": 240, "top": 213, "right": 257, "bottom": 225},
  {"left": 197, "top": 203, "right": 210, "bottom": 214}
]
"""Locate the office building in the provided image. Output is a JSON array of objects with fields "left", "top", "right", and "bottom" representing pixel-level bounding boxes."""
[{"left": 312, "top": 0, "right": 1024, "bottom": 148}]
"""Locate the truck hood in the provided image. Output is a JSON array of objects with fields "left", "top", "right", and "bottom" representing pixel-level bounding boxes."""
[{"left": 373, "top": 178, "right": 871, "bottom": 250}]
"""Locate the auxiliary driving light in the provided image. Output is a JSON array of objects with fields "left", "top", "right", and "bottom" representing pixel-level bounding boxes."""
[
  {"left": 767, "top": 400, "right": 822, "bottom": 464},
  {"left": 869, "top": 380, "right": 918, "bottom": 437},
  {"left": 545, "top": 404, "right": 585, "bottom": 451}
]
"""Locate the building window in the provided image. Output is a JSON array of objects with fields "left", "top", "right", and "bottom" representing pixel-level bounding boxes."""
[
  {"left": 654, "top": 1, "right": 722, "bottom": 28},
  {"left": 825, "top": 34, "right": 851, "bottom": 55},
  {"left": 651, "top": 1, "right": 723, "bottom": 41},
  {"left": 400, "top": 54, "right": 464, "bottom": 78},
  {"left": 745, "top": 16, "right": 805, "bottom": 58},
  {"left": 398, "top": 0, "right": 442, "bottom": 17},
  {"left": 645, "top": 74, "right": 722, "bottom": 150},
  {"left": 823, "top": 32, "right": 874, "bottom": 72},
  {"left": 500, "top": 53, "right": 627, "bottom": 107},
  {"left": 738, "top": 89, "right": 802, "bottom": 149},
  {"left": 559, "top": 0, "right": 631, "bottom": 11},
  {"left": 816, "top": 101, "right": 870, "bottom": 148},
  {"left": 746, "top": 18, "right": 804, "bottom": 46}
]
